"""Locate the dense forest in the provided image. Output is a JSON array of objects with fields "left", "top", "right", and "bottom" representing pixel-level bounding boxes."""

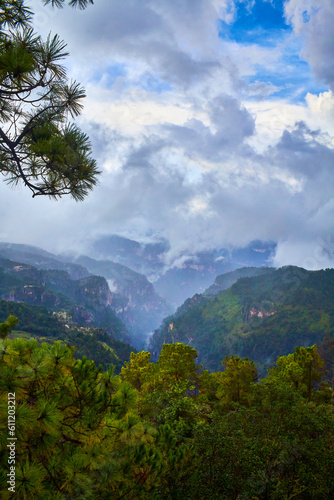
[
  {"left": 0, "top": 299, "right": 134, "bottom": 373},
  {"left": 1, "top": 331, "right": 334, "bottom": 498},
  {"left": 150, "top": 266, "right": 334, "bottom": 376}
]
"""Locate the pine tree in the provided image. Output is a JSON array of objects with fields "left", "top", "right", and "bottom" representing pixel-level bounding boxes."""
[
  {"left": 267, "top": 345, "right": 326, "bottom": 401},
  {"left": 0, "top": 0, "right": 99, "bottom": 199},
  {"left": 0, "top": 315, "right": 18, "bottom": 339},
  {"left": 215, "top": 355, "right": 258, "bottom": 407},
  {"left": 0, "top": 338, "right": 162, "bottom": 498},
  {"left": 43, "top": 0, "right": 94, "bottom": 8}
]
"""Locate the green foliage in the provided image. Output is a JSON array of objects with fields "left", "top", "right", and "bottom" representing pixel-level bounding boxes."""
[
  {"left": 150, "top": 267, "right": 334, "bottom": 375},
  {"left": 0, "top": 0, "right": 99, "bottom": 199},
  {"left": 0, "top": 339, "right": 161, "bottom": 498},
  {"left": 156, "top": 343, "right": 200, "bottom": 388},
  {"left": 215, "top": 355, "right": 258, "bottom": 406},
  {"left": 121, "top": 351, "right": 154, "bottom": 391},
  {"left": 182, "top": 388, "right": 334, "bottom": 499},
  {"left": 121, "top": 345, "right": 201, "bottom": 436},
  {"left": 267, "top": 345, "right": 328, "bottom": 402},
  {"left": 139, "top": 343, "right": 334, "bottom": 499},
  {"left": 0, "top": 315, "right": 18, "bottom": 339},
  {"left": 1, "top": 339, "right": 334, "bottom": 498}
]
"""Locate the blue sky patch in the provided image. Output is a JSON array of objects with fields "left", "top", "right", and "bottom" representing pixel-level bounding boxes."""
[
  {"left": 219, "top": 0, "right": 291, "bottom": 47},
  {"left": 139, "top": 74, "right": 173, "bottom": 94},
  {"left": 247, "top": 60, "right": 328, "bottom": 103},
  {"left": 218, "top": 0, "right": 327, "bottom": 103},
  {"left": 90, "top": 63, "right": 127, "bottom": 87}
]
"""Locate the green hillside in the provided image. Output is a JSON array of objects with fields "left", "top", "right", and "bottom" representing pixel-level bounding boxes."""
[
  {"left": 149, "top": 266, "right": 334, "bottom": 374},
  {"left": 0, "top": 256, "right": 130, "bottom": 342},
  {"left": 0, "top": 256, "right": 135, "bottom": 371},
  {"left": 0, "top": 299, "right": 134, "bottom": 372},
  {"left": 204, "top": 266, "right": 274, "bottom": 295}
]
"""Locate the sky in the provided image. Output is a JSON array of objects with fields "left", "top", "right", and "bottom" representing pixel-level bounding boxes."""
[{"left": 0, "top": 0, "right": 334, "bottom": 270}]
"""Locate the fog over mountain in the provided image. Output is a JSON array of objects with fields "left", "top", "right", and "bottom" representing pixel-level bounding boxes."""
[
  {"left": 85, "top": 234, "right": 276, "bottom": 307},
  {"left": 0, "top": 238, "right": 274, "bottom": 346},
  {"left": 1, "top": 0, "right": 333, "bottom": 271}
]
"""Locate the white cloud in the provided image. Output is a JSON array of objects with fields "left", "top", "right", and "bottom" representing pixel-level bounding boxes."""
[
  {"left": 245, "top": 89, "right": 334, "bottom": 152},
  {"left": 284, "top": 0, "right": 334, "bottom": 89},
  {"left": 0, "top": 0, "right": 332, "bottom": 270}
]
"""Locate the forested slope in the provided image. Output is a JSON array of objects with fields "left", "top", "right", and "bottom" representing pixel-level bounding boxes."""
[
  {"left": 1, "top": 337, "right": 334, "bottom": 499},
  {"left": 149, "top": 266, "right": 334, "bottom": 374},
  {"left": 0, "top": 256, "right": 135, "bottom": 371},
  {"left": 0, "top": 256, "right": 129, "bottom": 342},
  {"left": 0, "top": 299, "right": 134, "bottom": 372}
]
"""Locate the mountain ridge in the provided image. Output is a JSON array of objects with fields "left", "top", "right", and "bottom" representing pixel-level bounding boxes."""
[
  {"left": 0, "top": 242, "right": 170, "bottom": 347},
  {"left": 149, "top": 266, "right": 334, "bottom": 375}
]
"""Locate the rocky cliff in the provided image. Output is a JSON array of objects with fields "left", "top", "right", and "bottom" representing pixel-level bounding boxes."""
[{"left": 0, "top": 257, "right": 129, "bottom": 343}]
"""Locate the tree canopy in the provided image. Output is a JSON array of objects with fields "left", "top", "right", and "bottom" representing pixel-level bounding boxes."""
[
  {"left": 43, "top": 0, "right": 94, "bottom": 8},
  {"left": 0, "top": 0, "right": 100, "bottom": 200},
  {"left": 2, "top": 337, "right": 334, "bottom": 498}
]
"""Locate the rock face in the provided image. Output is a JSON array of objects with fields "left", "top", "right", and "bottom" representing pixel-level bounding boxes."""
[
  {"left": 69, "top": 256, "right": 171, "bottom": 348},
  {"left": 0, "top": 257, "right": 129, "bottom": 343},
  {"left": 88, "top": 235, "right": 276, "bottom": 309},
  {"left": 248, "top": 307, "right": 275, "bottom": 320}
]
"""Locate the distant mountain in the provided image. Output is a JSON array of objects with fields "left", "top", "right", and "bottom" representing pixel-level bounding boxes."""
[
  {"left": 0, "top": 243, "right": 171, "bottom": 347},
  {"left": 88, "top": 235, "right": 276, "bottom": 308},
  {"left": 149, "top": 266, "right": 334, "bottom": 375},
  {"left": 89, "top": 234, "right": 169, "bottom": 277},
  {"left": 68, "top": 255, "right": 172, "bottom": 347},
  {"left": 0, "top": 242, "right": 89, "bottom": 280}
]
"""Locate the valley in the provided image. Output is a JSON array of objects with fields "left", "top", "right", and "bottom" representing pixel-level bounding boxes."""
[
  {"left": 1, "top": 238, "right": 334, "bottom": 499},
  {"left": 0, "top": 237, "right": 333, "bottom": 378}
]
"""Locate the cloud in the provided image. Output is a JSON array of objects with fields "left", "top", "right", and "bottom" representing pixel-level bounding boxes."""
[
  {"left": 158, "top": 94, "right": 255, "bottom": 166},
  {"left": 284, "top": 0, "right": 334, "bottom": 90},
  {"left": 30, "top": 0, "right": 230, "bottom": 87},
  {"left": 0, "top": 0, "right": 332, "bottom": 272}
]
